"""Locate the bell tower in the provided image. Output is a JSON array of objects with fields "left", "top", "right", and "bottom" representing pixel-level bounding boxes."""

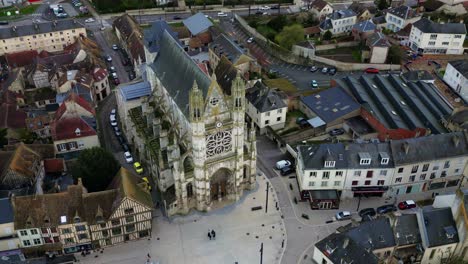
[{"left": 231, "top": 72, "right": 246, "bottom": 200}]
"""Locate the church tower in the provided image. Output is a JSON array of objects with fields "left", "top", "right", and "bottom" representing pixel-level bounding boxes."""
[{"left": 231, "top": 73, "right": 246, "bottom": 200}]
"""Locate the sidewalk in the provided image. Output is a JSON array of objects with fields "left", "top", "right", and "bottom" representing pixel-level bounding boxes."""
[{"left": 77, "top": 174, "right": 285, "bottom": 264}]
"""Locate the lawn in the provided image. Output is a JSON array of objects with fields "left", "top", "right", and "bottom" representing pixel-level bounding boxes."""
[
  {"left": 92, "top": 0, "right": 157, "bottom": 13},
  {"left": 0, "top": 4, "right": 39, "bottom": 18},
  {"left": 315, "top": 46, "right": 358, "bottom": 56},
  {"left": 263, "top": 78, "right": 297, "bottom": 95}
]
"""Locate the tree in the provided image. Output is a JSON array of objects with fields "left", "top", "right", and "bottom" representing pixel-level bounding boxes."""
[
  {"left": 267, "top": 15, "right": 288, "bottom": 31},
  {"left": 72, "top": 147, "right": 120, "bottom": 192},
  {"left": 377, "top": 0, "right": 389, "bottom": 10},
  {"left": 0, "top": 128, "right": 7, "bottom": 148},
  {"left": 388, "top": 45, "right": 403, "bottom": 64},
  {"left": 323, "top": 30, "right": 332, "bottom": 41},
  {"left": 17, "top": 128, "right": 37, "bottom": 144},
  {"left": 275, "top": 24, "right": 305, "bottom": 50}
]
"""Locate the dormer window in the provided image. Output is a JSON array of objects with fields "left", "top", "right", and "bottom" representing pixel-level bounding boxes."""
[
  {"left": 324, "top": 161, "right": 335, "bottom": 168},
  {"left": 75, "top": 128, "right": 81, "bottom": 136},
  {"left": 359, "top": 153, "right": 371, "bottom": 165},
  {"left": 379, "top": 152, "right": 390, "bottom": 165},
  {"left": 73, "top": 216, "right": 81, "bottom": 223},
  {"left": 381, "top": 158, "right": 389, "bottom": 165}
]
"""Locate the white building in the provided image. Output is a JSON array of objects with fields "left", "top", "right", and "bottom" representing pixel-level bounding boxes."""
[
  {"left": 319, "top": 10, "right": 357, "bottom": 36},
  {"left": 409, "top": 18, "right": 467, "bottom": 55},
  {"left": 245, "top": 82, "right": 287, "bottom": 134},
  {"left": 443, "top": 60, "right": 468, "bottom": 102},
  {"left": 385, "top": 5, "right": 421, "bottom": 32},
  {"left": 309, "top": 0, "right": 334, "bottom": 20},
  {"left": 0, "top": 198, "right": 23, "bottom": 261}
]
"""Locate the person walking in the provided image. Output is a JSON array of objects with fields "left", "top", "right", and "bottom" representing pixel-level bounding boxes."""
[
  {"left": 208, "top": 231, "right": 212, "bottom": 240},
  {"left": 211, "top": 230, "right": 216, "bottom": 240}
]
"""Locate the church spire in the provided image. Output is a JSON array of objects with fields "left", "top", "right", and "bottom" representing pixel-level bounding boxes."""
[
  {"left": 189, "top": 80, "right": 204, "bottom": 122},
  {"left": 231, "top": 71, "right": 245, "bottom": 111}
]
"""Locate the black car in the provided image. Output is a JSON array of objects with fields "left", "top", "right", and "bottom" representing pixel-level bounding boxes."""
[
  {"left": 122, "top": 143, "right": 130, "bottom": 152},
  {"left": 255, "top": 10, "right": 263, "bottom": 15},
  {"left": 271, "top": 5, "right": 279, "bottom": 9},
  {"left": 173, "top": 15, "right": 182, "bottom": 20},
  {"left": 329, "top": 67, "right": 337, "bottom": 75},
  {"left": 280, "top": 166, "right": 295, "bottom": 176},
  {"left": 116, "top": 135, "right": 125, "bottom": 145},
  {"left": 359, "top": 208, "right": 376, "bottom": 218},
  {"left": 376, "top": 204, "right": 397, "bottom": 214},
  {"left": 328, "top": 128, "right": 344, "bottom": 136}
]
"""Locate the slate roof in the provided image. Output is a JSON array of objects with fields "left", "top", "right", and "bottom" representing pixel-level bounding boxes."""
[
  {"left": 150, "top": 31, "right": 211, "bottom": 117},
  {"left": 372, "top": 15, "right": 387, "bottom": 25},
  {"left": 413, "top": 18, "right": 467, "bottom": 34},
  {"left": 0, "top": 90, "right": 26, "bottom": 130},
  {"left": 56, "top": 83, "right": 93, "bottom": 105},
  {"left": 402, "top": 70, "right": 434, "bottom": 82},
  {"left": 144, "top": 20, "right": 179, "bottom": 53},
  {"left": 0, "top": 198, "right": 14, "bottom": 224},
  {"left": 394, "top": 214, "right": 422, "bottom": 246},
  {"left": 395, "top": 23, "right": 413, "bottom": 37},
  {"left": 421, "top": 207, "right": 459, "bottom": 247},
  {"left": 345, "top": 218, "right": 396, "bottom": 250},
  {"left": 214, "top": 56, "right": 238, "bottom": 95},
  {"left": 345, "top": 142, "right": 394, "bottom": 169},
  {"left": 246, "top": 82, "right": 287, "bottom": 113},
  {"left": 448, "top": 60, "right": 468, "bottom": 78},
  {"left": 210, "top": 34, "right": 247, "bottom": 64},
  {"left": 183, "top": 13, "right": 213, "bottom": 36},
  {"left": 352, "top": 20, "right": 376, "bottom": 32},
  {"left": 348, "top": 2, "right": 376, "bottom": 16},
  {"left": 298, "top": 143, "right": 347, "bottom": 170},
  {"left": 119, "top": 81, "right": 152, "bottom": 101},
  {"left": 390, "top": 131, "right": 467, "bottom": 166},
  {"left": 113, "top": 14, "right": 146, "bottom": 63},
  {"left": 338, "top": 75, "right": 452, "bottom": 133},
  {"left": 0, "top": 20, "right": 84, "bottom": 39},
  {"left": 328, "top": 10, "right": 357, "bottom": 20},
  {"left": 300, "top": 87, "right": 360, "bottom": 123},
  {"left": 388, "top": 5, "right": 418, "bottom": 19},
  {"left": 108, "top": 167, "right": 153, "bottom": 208},
  {"left": 367, "top": 32, "right": 390, "bottom": 47},
  {"left": 315, "top": 233, "right": 379, "bottom": 264}
]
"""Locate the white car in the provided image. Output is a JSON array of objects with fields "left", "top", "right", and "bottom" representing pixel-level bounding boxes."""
[
  {"left": 321, "top": 67, "right": 328, "bottom": 74},
  {"left": 276, "top": 160, "right": 291, "bottom": 170},
  {"left": 85, "top": 18, "right": 95, "bottom": 23},
  {"left": 259, "top": 5, "right": 270, "bottom": 10},
  {"left": 247, "top": 37, "right": 254, "bottom": 43},
  {"left": 110, "top": 115, "right": 117, "bottom": 127},
  {"left": 111, "top": 72, "right": 118, "bottom": 79},
  {"left": 217, "top": 12, "right": 228, "bottom": 17},
  {"left": 110, "top": 108, "right": 116, "bottom": 115},
  {"left": 335, "top": 211, "right": 351, "bottom": 221},
  {"left": 124, "top": 151, "right": 134, "bottom": 163}
]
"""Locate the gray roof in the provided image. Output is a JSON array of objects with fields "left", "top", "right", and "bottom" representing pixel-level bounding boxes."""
[
  {"left": 352, "top": 20, "right": 376, "bottom": 32},
  {"left": 320, "top": 19, "right": 333, "bottom": 30},
  {"left": 150, "top": 31, "right": 211, "bottom": 117},
  {"left": 422, "top": 207, "right": 459, "bottom": 247},
  {"left": 388, "top": 5, "right": 418, "bottom": 19},
  {"left": 316, "top": 233, "right": 379, "bottom": 264},
  {"left": 119, "top": 81, "right": 152, "bottom": 101},
  {"left": 449, "top": 60, "right": 468, "bottom": 78},
  {"left": 210, "top": 34, "right": 246, "bottom": 64},
  {"left": 298, "top": 143, "right": 347, "bottom": 170},
  {"left": 300, "top": 87, "right": 360, "bottom": 123},
  {"left": 394, "top": 214, "right": 422, "bottom": 246},
  {"left": 338, "top": 75, "right": 452, "bottom": 133},
  {"left": 0, "top": 20, "right": 84, "bottom": 39},
  {"left": 345, "top": 142, "right": 394, "bottom": 169},
  {"left": 0, "top": 198, "right": 14, "bottom": 224},
  {"left": 345, "top": 218, "right": 396, "bottom": 250},
  {"left": 402, "top": 70, "right": 434, "bottom": 82},
  {"left": 246, "top": 82, "right": 287, "bottom": 113},
  {"left": 329, "top": 10, "right": 357, "bottom": 20},
  {"left": 183, "top": 12, "right": 213, "bottom": 36},
  {"left": 413, "top": 18, "right": 467, "bottom": 34},
  {"left": 144, "top": 20, "right": 179, "bottom": 53},
  {"left": 372, "top": 15, "right": 387, "bottom": 25},
  {"left": 367, "top": 32, "right": 390, "bottom": 47},
  {"left": 390, "top": 131, "right": 467, "bottom": 166}
]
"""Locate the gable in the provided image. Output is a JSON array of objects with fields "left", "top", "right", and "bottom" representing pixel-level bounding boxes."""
[
  {"left": 204, "top": 79, "right": 230, "bottom": 118},
  {"left": 109, "top": 197, "right": 151, "bottom": 219}
]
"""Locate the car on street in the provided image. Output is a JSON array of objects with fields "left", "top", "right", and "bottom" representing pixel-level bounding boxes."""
[
  {"left": 85, "top": 18, "right": 95, "bottom": 23},
  {"left": 398, "top": 200, "right": 417, "bottom": 210},
  {"left": 109, "top": 66, "right": 116, "bottom": 73},
  {"left": 335, "top": 211, "right": 351, "bottom": 221},
  {"left": 217, "top": 12, "right": 228, "bottom": 17},
  {"left": 247, "top": 37, "right": 254, "bottom": 43},
  {"left": 280, "top": 166, "right": 295, "bottom": 176},
  {"left": 321, "top": 67, "right": 329, "bottom": 74},
  {"left": 111, "top": 72, "right": 118, "bottom": 79},
  {"left": 255, "top": 10, "right": 263, "bottom": 15},
  {"left": 110, "top": 108, "right": 116, "bottom": 115},
  {"left": 329, "top": 67, "right": 337, "bottom": 75},
  {"left": 113, "top": 126, "right": 121, "bottom": 136},
  {"left": 134, "top": 162, "right": 144, "bottom": 174},
  {"left": 262, "top": 12, "right": 269, "bottom": 15},
  {"left": 310, "top": 66, "right": 318, "bottom": 72},
  {"left": 173, "top": 15, "right": 182, "bottom": 20},
  {"left": 106, "top": 55, "right": 112, "bottom": 62},
  {"left": 259, "top": 5, "right": 271, "bottom": 10},
  {"left": 271, "top": 4, "right": 279, "bottom": 9},
  {"left": 276, "top": 160, "right": 292, "bottom": 170},
  {"left": 376, "top": 204, "right": 397, "bottom": 214},
  {"left": 109, "top": 115, "right": 117, "bottom": 127},
  {"left": 142, "top": 177, "right": 152, "bottom": 191},
  {"left": 117, "top": 135, "right": 125, "bottom": 145},
  {"left": 74, "top": 2, "right": 82, "bottom": 7},
  {"left": 359, "top": 208, "right": 376, "bottom": 218},
  {"left": 112, "top": 44, "right": 119, "bottom": 50},
  {"left": 129, "top": 72, "right": 136, "bottom": 80},
  {"left": 124, "top": 151, "right": 133, "bottom": 163},
  {"left": 310, "top": 80, "right": 318, "bottom": 88},
  {"left": 365, "top": 67, "right": 379, "bottom": 74},
  {"left": 122, "top": 143, "right": 129, "bottom": 152},
  {"left": 114, "top": 78, "right": 120, "bottom": 85},
  {"left": 328, "top": 128, "right": 344, "bottom": 136}
]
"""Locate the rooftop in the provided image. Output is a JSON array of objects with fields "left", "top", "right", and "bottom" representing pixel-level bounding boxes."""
[
  {"left": 448, "top": 60, "right": 468, "bottom": 78},
  {"left": 329, "top": 10, "right": 357, "bottom": 20},
  {"left": 0, "top": 198, "right": 14, "bottom": 224},
  {"left": 345, "top": 218, "right": 396, "bottom": 250},
  {"left": 144, "top": 20, "right": 179, "bottom": 53},
  {"left": 394, "top": 214, "right": 422, "bottom": 246},
  {"left": 119, "top": 81, "right": 152, "bottom": 101},
  {"left": 412, "top": 18, "right": 467, "bottom": 34},
  {"left": 214, "top": 56, "right": 238, "bottom": 95},
  {"left": 246, "top": 82, "right": 287, "bottom": 113},
  {"left": 183, "top": 12, "right": 213, "bottom": 36},
  {"left": 0, "top": 20, "right": 84, "bottom": 39},
  {"left": 422, "top": 206, "right": 459, "bottom": 247},
  {"left": 388, "top": 5, "right": 419, "bottom": 19},
  {"left": 366, "top": 32, "right": 390, "bottom": 47},
  {"left": 352, "top": 20, "right": 377, "bottom": 32},
  {"left": 210, "top": 34, "right": 248, "bottom": 64},
  {"left": 315, "top": 233, "right": 379, "bottom": 264}
]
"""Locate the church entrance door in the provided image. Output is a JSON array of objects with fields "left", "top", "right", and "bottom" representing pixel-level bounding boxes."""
[{"left": 210, "top": 168, "right": 231, "bottom": 201}]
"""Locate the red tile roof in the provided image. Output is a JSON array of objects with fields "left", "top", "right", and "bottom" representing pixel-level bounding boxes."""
[
  {"left": 44, "top": 158, "right": 65, "bottom": 173},
  {"left": 311, "top": 0, "right": 330, "bottom": 11},
  {"left": 55, "top": 92, "right": 95, "bottom": 120},
  {"left": 5, "top": 50, "right": 39, "bottom": 68},
  {"left": 0, "top": 90, "right": 26, "bottom": 130},
  {"left": 93, "top": 68, "right": 108, "bottom": 82},
  {"left": 304, "top": 26, "right": 321, "bottom": 35},
  {"left": 50, "top": 115, "right": 96, "bottom": 141}
]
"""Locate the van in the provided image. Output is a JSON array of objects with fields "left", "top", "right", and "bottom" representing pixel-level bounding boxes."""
[{"left": 276, "top": 160, "right": 291, "bottom": 170}]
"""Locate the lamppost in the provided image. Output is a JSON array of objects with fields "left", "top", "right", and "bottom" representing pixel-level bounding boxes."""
[
  {"left": 265, "top": 181, "right": 269, "bottom": 213},
  {"left": 259, "top": 242, "right": 263, "bottom": 264}
]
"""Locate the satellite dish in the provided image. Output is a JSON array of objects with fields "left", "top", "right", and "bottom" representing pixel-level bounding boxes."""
[{"left": 6, "top": 11, "right": 11, "bottom": 16}]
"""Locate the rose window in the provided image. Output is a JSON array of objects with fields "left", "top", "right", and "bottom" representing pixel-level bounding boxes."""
[{"left": 206, "top": 130, "right": 232, "bottom": 157}]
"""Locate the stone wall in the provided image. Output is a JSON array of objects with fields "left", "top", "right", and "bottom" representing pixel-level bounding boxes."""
[{"left": 314, "top": 41, "right": 359, "bottom": 51}]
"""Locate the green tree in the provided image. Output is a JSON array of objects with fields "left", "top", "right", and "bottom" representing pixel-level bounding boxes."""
[
  {"left": 17, "top": 128, "right": 37, "bottom": 144},
  {"left": 388, "top": 45, "right": 403, "bottom": 64},
  {"left": 275, "top": 24, "right": 305, "bottom": 50},
  {"left": 72, "top": 147, "right": 120, "bottom": 192},
  {"left": 0, "top": 128, "right": 7, "bottom": 148},
  {"left": 322, "top": 30, "right": 332, "bottom": 41},
  {"left": 377, "top": 0, "right": 389, "bottom": 10},
  {"left": 267, "top": 15, "right": 288, "bottom": 31}
]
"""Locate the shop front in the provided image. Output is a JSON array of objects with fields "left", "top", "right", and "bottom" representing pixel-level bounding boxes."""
[
  {"left": 63, "top": 243, "right": 92, "bottom": 254},
  {"left": 308, "top": 190, "right": 340, "bottom": 210},
  {"left": 352, "top": 186, "right": 389, "bottom": 197}
]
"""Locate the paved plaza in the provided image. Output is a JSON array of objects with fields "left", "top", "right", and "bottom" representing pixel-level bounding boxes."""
[{"left": 77, "top": 174, "right": 285, "bottom": 264}]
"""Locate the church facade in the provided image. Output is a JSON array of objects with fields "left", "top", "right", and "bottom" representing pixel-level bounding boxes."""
[{"left": 123, "top": 31, "right": 256, "bottom": 216}]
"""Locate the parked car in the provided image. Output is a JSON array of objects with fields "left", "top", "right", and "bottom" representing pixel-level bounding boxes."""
[
  {"left": 110, "top": 108, "right": 116, "bottom": 115},
  {"left": 114, "top": 78, "right": 120, "bottom": 85},
  {"left": 0, "top": 21, "right": 9, "bottom": 25},
  {"left": 116, "top": 135, "right": 125, "bottom": 145},
  {"left": 111, "top": 72, "right": 118, "bottom": 79},
  {"left": 335, "top": 211, "right": 351, "bottom": 221},
  {"left": 359, "top": 208, "right": 376, "bottom": 218},
  {"left": 84, "top": 18, "right": 95, "bottom": 23},
  {"left": 124, "top": 151, "right": 133, "bottom": 163},
  {"left": 128, "top": 72, "right": 135, "bottom": 80},
  {"left": 280, "top": 166, "right": 295, "bottom": 176},
  {"left": 310, "top": 80, "right": 318, "bottom": 88},
  {"left": 106, "top": 55, "right": 112, "bottom": 62},
  {"left": 376, "top": 204, "right": 397, "bottom": 214},
  {"left": 109, "top": 66, "right": 116, "bottom": 73},
  {"left": 365, "top": 68, "right": 379, "bottom": 74},
  {"left": 329, "top": 67, "right": 337, "bottom": 75},
  {"left": 217, "top": 12, "right": 228, "bottom": 17},
  {"left": 173, "top": 15, "right": 182, "bottom": 20},
  {"left": 398, "top": 200, "right": 417, "bottom": 210},
  {"left": 134, "top": 162, "right": 144, "bottom": 174},
  {"left": 296, "top": 117, "right": 309, "bottom": 128},
  {"left": 142, "top": 177, "right": 152, "bottom": 191},
  {"left": 328, "top": 128, "right": 344, "bottom": 136},
  {"left": 122, "top": 143, "right": 130, "bottom": 152},
  {"left": 112, "top": 44, "right": 119, "bottom": 50},
  {"left": 113, "top": 126, "right": 121, "bottom": 136},
  {"left": 247, "top": 37, "right": 254, "bottom": 43},
  {"left": 109, "top": 115, "right": 117, "bottom": 127},
  {"left": 259, "top": 5, "right": 271, "bottom": 10},
  {"left": 276, "top": 160, "right": 292, "bottom": 170},
  {"left": 321, "top": 67, "right": 329, "bottom": 74},
  {"left": 271, "top": 5, "right": 279, "bottom": 9},
  {"left": 255, "top": 10, "right": 263, "bottom": 15},
  {"left": 310, "top": 66, "right": 318, "bottom": 72}
]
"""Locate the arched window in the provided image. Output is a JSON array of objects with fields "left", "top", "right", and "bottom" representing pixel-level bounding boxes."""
[{"left": 186, "top": 183, "right": 193, "bottom": 198}]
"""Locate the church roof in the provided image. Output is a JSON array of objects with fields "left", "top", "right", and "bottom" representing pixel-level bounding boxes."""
[{"left": 150, "top": 31, "right": 211, "bottom": 117}]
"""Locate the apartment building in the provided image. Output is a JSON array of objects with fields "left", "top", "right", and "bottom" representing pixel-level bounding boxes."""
[
  {"left": 409, "top": 18, "right": 467, "bottom": 55},
  {"left": 443, "top": 60, "right": 468, "bottom": 102},
  {"left": 295, "top": 132, "right": 468, "bottom": 209},
  {"left": 0, "top": 20, "right": 86, "bottom": 56},
  {"left": 385, "top": 5, "right": 421, "bottom": 32},
  {"left": 320, "top": 10, "right": 357, "bottom": 36}
]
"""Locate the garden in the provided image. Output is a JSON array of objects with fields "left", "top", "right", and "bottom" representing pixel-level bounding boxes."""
[
  {"left": 0, "top": 4, "right": 39, "bottom": 19},
  {"left": 91, "top": 0, "right": 159, "bottom": 13}
]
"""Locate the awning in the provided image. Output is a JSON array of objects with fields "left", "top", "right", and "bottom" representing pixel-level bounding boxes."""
[
  {"left": 352, "top": 186, "right": 388, "bottom": 193},
  {"left": 307, "top": 117, "right": 326, "bottom": 128}
]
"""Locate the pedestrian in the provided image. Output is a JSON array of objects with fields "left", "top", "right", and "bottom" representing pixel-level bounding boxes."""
[
  {"left": 211, "top": 230, "right": 216, "bottom": 240},
  {"left": 208, "top": 232, "right": 212, "bottom": 240},
  {"left": 147, "top": 253, "right": 151, "bottom": 259}
]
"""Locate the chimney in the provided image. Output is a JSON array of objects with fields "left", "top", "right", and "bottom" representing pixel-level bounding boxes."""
[
  {"left": 342, "top": 237, "right": 350, "bottom": 249},
  {"left": 402, "top": 142, "right": 410, "bottom": 154}
]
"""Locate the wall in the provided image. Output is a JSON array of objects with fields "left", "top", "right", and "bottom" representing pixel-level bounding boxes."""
[
  {"left": 370, "top": 46, "right": 389, "bottom": 64},
  {"left": 0, "top": 222, "right": 19, "bottom": 253},
  {"left": 443, "top": 63, "right": 468, "bottom": 101},
  {"left": 314, "top": 41, "right": 359, "bottom": 51},
  {"left": 312, "top": 246, "right": 333, "bottom": 264},
  {"left": 421, "top": 243, "right": 457, "bottom": 264},
  {"left": 342, "top": 167, "right": 395, "bottom": 198},
  {"left": 54, "top": 135, "right": 100, "bottom": 155}
]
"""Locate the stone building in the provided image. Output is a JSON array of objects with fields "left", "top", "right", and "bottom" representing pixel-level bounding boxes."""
[{"left": 123, "top": 31, "right": 256, "bottom": 216}]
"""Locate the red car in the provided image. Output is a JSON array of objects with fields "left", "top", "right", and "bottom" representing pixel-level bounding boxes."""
[
  {"left": 114, "top": 78, "right": 120, "bottom": 85},
  {"left": 398, "top": 200, "right": 417, "bottom": 210},
  {"left": 365, "top": 68, "right": 379, "bottom": 74}
]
